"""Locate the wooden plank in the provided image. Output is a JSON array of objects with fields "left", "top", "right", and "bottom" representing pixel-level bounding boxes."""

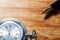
[{"left": 0, "top": 0, "right": 60, "bottom": 40}]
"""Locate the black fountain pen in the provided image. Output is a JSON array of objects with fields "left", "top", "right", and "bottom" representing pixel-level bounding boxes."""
[{"left": 42, "top": 0, "right": 60, "bottom": 20}]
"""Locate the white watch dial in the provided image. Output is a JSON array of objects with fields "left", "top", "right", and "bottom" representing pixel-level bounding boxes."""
[{"left": 0, "top": 21, "right": 23, "bottom": 40}]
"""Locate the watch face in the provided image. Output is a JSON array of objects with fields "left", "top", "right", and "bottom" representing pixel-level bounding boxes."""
[{"left": 0, "top": 20, "right": 24, "bottom": 40}]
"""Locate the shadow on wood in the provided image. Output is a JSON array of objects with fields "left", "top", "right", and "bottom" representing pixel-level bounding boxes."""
[{"left": 42, "top": 0, "right": 60, "bottom": 20}]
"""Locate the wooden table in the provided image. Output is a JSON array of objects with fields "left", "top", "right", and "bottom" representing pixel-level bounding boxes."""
[{"left": 0, "top": 0, "right": 60, "bottom": 40}]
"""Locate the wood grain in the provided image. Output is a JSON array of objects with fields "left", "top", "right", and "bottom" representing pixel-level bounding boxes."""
[{"left": 0, "top": 0, "right": 60, "bottom": 40}]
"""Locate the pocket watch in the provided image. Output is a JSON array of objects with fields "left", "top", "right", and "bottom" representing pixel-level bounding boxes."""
[{"left": 0, "top": 18, "right": 37, "bottom": 40}]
